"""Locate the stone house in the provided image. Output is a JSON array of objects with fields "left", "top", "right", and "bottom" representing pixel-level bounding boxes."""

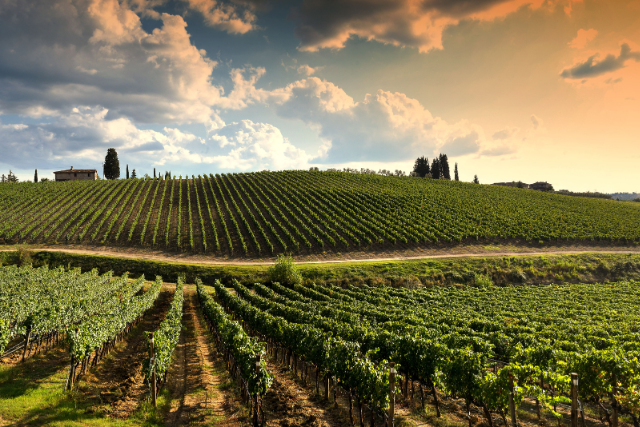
[{"left": 53, "top": 167, "right": 98, "bottom": 182}]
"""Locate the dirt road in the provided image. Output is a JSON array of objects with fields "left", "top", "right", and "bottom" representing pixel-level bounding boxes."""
[{"left": 1, "top": 245, "right": 639, "bottom": 266}]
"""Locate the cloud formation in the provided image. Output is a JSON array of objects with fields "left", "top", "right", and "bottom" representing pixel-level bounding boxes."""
[
  {"left": 267, "top": 77, "right": 495, "bottom": 162},
  {"left": 0, "top": 107, "right": 317, "bottom": 172},
  {"left": 292, "top": 0, "right": 568, "bottom": 53},
  {"left": 183, "top": 0, "right": 257, "bottom": 34},
  {"left": 0, "top": 0, "right": 257, "bottom": 128},
  {"left": 561, "top": 43, "right": 640, "bottom": 79},
  {"left": 568, "top": 28, "right": 598, "bottom": 49}
]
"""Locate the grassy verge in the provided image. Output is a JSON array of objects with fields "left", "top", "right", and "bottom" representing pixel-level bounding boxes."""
[
  {"left": 0, "top": 349, "right": 165, "bottom": 426},
  {"left": 1, "top": 249, "right": 639, "bottom": 287}
]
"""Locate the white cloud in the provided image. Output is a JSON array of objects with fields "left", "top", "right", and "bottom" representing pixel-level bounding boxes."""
[
  {"left": 0, "top": 107, "right": 319, "bottom": 172},
  {"left": 209, "top": 120, "right": 321, "bottom": 170},
  {"left": 297, "top": 65, "right": 322, "bottom": 76},
  {"left": 266, "top": 77, "right": 498, "bottom": 162}
]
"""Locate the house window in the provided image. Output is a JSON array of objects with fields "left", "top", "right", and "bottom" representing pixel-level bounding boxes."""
[
  {"left": 74, "top": 173, "right": 77, "bottom": 177},
  {"left": 88, "top": 173, "right": 90, "bottom": 177}
]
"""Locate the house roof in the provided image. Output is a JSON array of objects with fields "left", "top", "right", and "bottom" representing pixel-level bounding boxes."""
[{"left": 53, "top": 169, "right": 97, "bottom": 173}]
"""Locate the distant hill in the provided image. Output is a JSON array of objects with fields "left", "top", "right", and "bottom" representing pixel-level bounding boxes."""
[
  {"left": 0, "top": 171, "right": 639, "bottom": 257},
  {"left": 610, "top": 192, "right": 640, "bottom": 201}
]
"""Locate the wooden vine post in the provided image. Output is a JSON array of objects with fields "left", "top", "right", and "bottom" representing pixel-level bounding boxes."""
[
  {"left": 22, "top": 325, "right": 31, "bottom": 362},
  {"left": 612, "top": 373, "right": 618, "bottom": 427},
  {"left": 508, "top": 370, "right": 517, "bottom": 427},
  {"left": 254, "top": 355, "right": 261, "bottom": 427},
  {"left": 150, "top": 332, "right": 157, "bottom": 408},
  {"left": 570, "top": 373, "right": 579, "bottom": 427},
  {"left": 388, "top": 362, "right": 396, "bottom": 427}
]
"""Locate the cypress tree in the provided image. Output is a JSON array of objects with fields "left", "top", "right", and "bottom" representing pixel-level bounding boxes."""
[
  {"left": 454, "top": 163, "right": 459, "bottom": 181},
  {"left": 431, "top": 158, "right": 441, "bottom": 179},
  {"left": 154, "top": 168, "right": 156, "bottom": 179},
  {"left": 126, "top": 164, "right": 130, "bottom": 179},
  {"left": 34, "top": 169, "right": 38, "bottom": 183},
  {"left": 104, "top": 148, "right": 120, "bottom": 180},
  {"left": 439, "top": 154, "right": 451, "bottom": 180}
]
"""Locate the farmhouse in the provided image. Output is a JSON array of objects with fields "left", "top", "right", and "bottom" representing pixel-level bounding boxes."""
[
  {"left": 53, "top": 167, "right": 98, "bottom": 182},
  {"left": 493, "top": 182, "right": 529, "bottom": 189}
]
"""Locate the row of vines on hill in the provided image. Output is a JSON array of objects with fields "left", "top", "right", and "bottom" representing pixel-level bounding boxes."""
[{"left": 1, "top": 171, "right": 639, "bottom": 255}]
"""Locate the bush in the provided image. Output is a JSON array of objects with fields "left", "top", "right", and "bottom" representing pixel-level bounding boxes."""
[
  {"left": 16, "top": 246, "right": 32, "bottom": 267},
  {"left": 474, "top": 274, "right": 494, "bottom": 288},
  {"left": 267, "top": 255, "right": 302, "bottom": 286}
]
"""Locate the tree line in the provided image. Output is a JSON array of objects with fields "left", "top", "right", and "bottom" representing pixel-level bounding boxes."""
[{"left": 412, "top": 154, "right": 479, "bottom": 184}]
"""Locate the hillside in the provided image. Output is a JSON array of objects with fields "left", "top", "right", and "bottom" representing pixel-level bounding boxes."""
[{"left": 1, "top": 171, "right": 639, "bottom": 257}]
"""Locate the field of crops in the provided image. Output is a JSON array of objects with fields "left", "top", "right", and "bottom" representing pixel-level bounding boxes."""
[
  {"left": 2, "top": 262, "right": 640, "bottom": 426},
  {"left": 0, "top": 171, "right": 639, "bottom": 256},
  {"left": 0, "top": 265, "right": 180, "bottom": 392},
  {"left": 214, "top": 277, "right": 640, "bottom": 426}
]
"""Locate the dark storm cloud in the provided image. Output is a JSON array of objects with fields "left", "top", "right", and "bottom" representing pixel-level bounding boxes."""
[
  {"left": 292, "top": 0, "right": 415, "bottom": 49},
  {"left": 561, "top": 43, "right": 640, "bottom": 79},
  {"left": 291, "top": 0, "right": 527, "bottom": 52}
]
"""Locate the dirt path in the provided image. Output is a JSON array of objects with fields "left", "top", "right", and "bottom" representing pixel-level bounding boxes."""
[
  {"left": 77, "top": 285, "right": 175, "bottom": 418},
  {"left": 164, "top": 288, "right": 242, "bottom": 426},
  {"left": 2, "top": 245, "right": 639, "bottom": 266}
]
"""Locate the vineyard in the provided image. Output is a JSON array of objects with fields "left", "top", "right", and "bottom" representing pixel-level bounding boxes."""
[
  {"left": 2, "top": 261, "right": 640, "bottom": 426},
  {"left": 0, "top": 171, "right": 639, "bottom": 257}
]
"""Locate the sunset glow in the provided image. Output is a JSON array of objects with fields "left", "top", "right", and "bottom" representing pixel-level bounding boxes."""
[{"left": 0, "top": 0, "right": 638, "bottom": 192}]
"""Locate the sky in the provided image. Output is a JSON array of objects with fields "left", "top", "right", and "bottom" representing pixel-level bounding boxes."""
[{"left": 0, "top": 0, "right": 638, "bottom": 192}]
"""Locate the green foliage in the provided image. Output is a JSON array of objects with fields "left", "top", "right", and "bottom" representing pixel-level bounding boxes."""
[
  {"left": 197, "top": 279, "right": 272, "bottom": 396},
  {"left": 104, "top": 148, "right": 120, "bottom": 180},
  {"left": 267, "top": 255, "right": 302, "bottom": 286},
  {"left": 146, "top": 276, "right": 184, "bottom": 382},
  {"left": 1, "top": 171, "right": 640, "bottom": 254},
  {"left": 0, "top": 264, "right": 161, "bottom": 362},
  {"left": 413, "top": 156, "right": 430, "bottom": 178},
  {"left": 474, "top": 273, "right": 493, "bottom": 288}
]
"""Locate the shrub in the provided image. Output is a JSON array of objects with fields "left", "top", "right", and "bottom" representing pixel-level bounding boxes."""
[
  {"left": 267, "top": 255, "right": 302, "bottom": 286},
  {"left": 474, "top": 274, "right": 494, "bottom": 288}
]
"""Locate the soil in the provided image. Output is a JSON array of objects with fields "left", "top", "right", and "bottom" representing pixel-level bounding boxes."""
[
  {"left": 163, "top": 288, "right": 243, "bottom": 426},
  {"left": 2, "top": 242, "right": 640, "bottom": 266},
  {"left": 261, "top": 360, "right": 347, "bottom": 427}
]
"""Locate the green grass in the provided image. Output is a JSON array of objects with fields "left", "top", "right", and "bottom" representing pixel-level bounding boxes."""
[{"left": 0, "top": 352, "right": 166, "bottom": 426}]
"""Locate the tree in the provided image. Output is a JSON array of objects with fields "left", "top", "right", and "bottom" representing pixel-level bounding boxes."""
[
  {"left": 104, "top": 148, "right": 120, "bottom": 180},
  {"left": 454, "top": 163, "right": 459, "bottom": 181},
  {"left": 153, "top": 167, "right": 156, "bottom": 179},
  {"left": 126, "top": 164, "right": 130, "bottom": 179},
  {"left": 40, "top": 177, "right": 50, "bottom": 182},
  {"left": 7, "top": 170, "right": 18, "bottom": 183},
  {"left": 431, "top": 157, "right": 441, "bottom": 179},
  {"left": 412, "top": 156, "right": 430, "bottom": 178},
  {"left": 131, "top": 169, "right": 137, "bottom": 179},
  {"left": 34, "top": 169, "right": 38, "bottom": 183},
  {"left": 473, "top": 175, "right": 480, "bottom": 184},
  {"left": 1, "top": 174, "right": 5, "bottom": 183},
  {"left": 439, "top": 154, "right": 451, "bottom": 180}
]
